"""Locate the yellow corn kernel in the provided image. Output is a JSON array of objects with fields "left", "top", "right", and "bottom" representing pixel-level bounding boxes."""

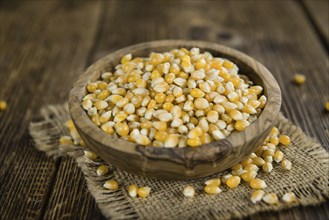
[
  {"left": 114, "top": 111, "right": 128, "bottom": 122},
  {"left": 140, "top": 121, "right": 152, "bottom": 129},
  {"left": 204, "top": 184, "right": 222, "bottom": 195},
  {"left": 241, "top": 158, "right": 253, "bottom": 167},
  {"left": 178, "top": 71, "right": 189, "bottom": 79},
  {"left": 137, "top": 186, "right": 151, "bottom": 198},
  {"left": 244, "top": 164, "right": 259, "bottom": 172},
  {"left": 0, "top": 100, "right": 7, "bottom": 111},
  {"left": 169, "top": 64, "right": 180, "bottom": 75},
  {"left": 110, "top": 95, "right": 124, "bottom": 104},
  {"left": 241, "top": 171, "right": 257, "bottom": 182},
  {"left": 135, "top": 134, "right": 151, "bottom": 146},
  {"left": 162, "top": 102, "right": 174, "bottom": 112},
  {"left": 147, "top": 99, "right": 157, "bottom": 109},
  {"left": 252, "top": 157, "right": 265, "bottom": 166},
  {"left": 262, "top": 193, "right": 279, "bottom": 205},
  {"left": 128, "top": 184, "right": 138, "bottom": 198},
  {"left": 235, "top": 120, "right": 250, "bottom": 131},
  {"left": 223, "top": 60, "right": 234, "bottom": 69},
  {"left": 183, "top": 185, "right": 195, "bottom": 198},
  {"left": 154, "top": 131, "right": 168, "bottom": 142},
  {"left": 262, "top": 162, "right": 273, "bottom": 173},
  {"left": 273, "top": 150, "right": 284, "bottom": 163},
  {"left": 114, "top": 123, "right": 129, "bottom": 136},
  {"left": 66, "top": 119, "right": 75, "bottom": 130},
  {"left": 165, "top": 73, "right": 176, "bottom": 84},
  {"left": 91, "top": 114, "right": 101, "bottom": 126},
  {"left": 282, "top": 192, "right": 297, "bottom": 203},
  {"left": 86, "top": 82, "right": 98, "bottom": 92},
  {"left": 188, "top": 127, "right": 203, "bottom": 139},
  {"left": 251, "top": 190, "right": 265, "bottom": 204},
  {"left": 153, "top": 121, "right": 167, "bottom": 131},
  {"left": 279, "top": 135, "right": 291, "bottom": 146},
  {"left": 191, "top": 88, "right": 205, "bottom": 98},
  {"left": 59, "top": 136, "right": 73, "bottom": 145},
  {"left": 229, "top": 109, "right": 243, "bottom": 121},
  {"left": 97, "top": 81, "right": 107, "bottom": 90},
  {"left": 250, "top": 178, "right": 267, "bottom": 190},
  {"left": 164, "top": 134, "right": 178, "bottom": 148},
  {"left": 194, "top": 98, "right": 209, "bottom": 110},
  {"left": 226, "top": 176, "right": 241, "bottom": 189},
  {"left": 325, "top": 102, "right": 329, "bottom": 112},
  {"left": 187, "top": 138, "right": 202, "bottom": 147},
  {"left": 101, "top": 123, "right": 115, "bottom": 134},
  {"left": 205, "top": 178, "right": 221, "bottom": 186},
  {"left": 243, "top": 104, "right": 257, "bottom": 114},
  {"left": 270, "top": 136, "right": 279, "bottom": 146},
  {"left": 151, "top": 69, "right": 161, "bottom": 80},
  {"left": 96, "top": 165, "right": 109, "bottom": 176},
  {"left": 97, "top": 90, "right": 110, "bottom": 100},
  {"left": 103, "top": 180, "right": 119, "bottom": 190},
  {"left": 150, "top": 53, "right": 164, "bottom": 65},
  {"left": 136, "top": 78, "right": 147, "bottom": 88},
  {"left": 121, "top": 53, "right": 132, "bottom": 64},
  {"left": 270, "top": 127, "right": 279, "bottom": 137},
  {"left": 293, "top": 74, "right": 306, "bottom": 85},
  {"left": 200, "top": 133, "right": 212, "bottom": 144},
  {"left": 84, "top": 150, "right": 97, "bottom": 160},
  {"left": 281, "top": 159, "right": 292, "bottom": 170}
]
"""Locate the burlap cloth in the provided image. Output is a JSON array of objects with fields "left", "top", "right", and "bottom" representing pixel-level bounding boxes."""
[{"left": 29, "top": 104, "right": 329, "bottom": 220}]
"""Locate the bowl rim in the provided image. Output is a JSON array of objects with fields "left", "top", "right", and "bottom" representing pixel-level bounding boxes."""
[{"left": 69, "top": 40, "right": 281, "bottom": 166}]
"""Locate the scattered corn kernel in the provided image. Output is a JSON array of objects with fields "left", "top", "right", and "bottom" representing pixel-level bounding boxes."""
[
  {"left": 226, "top": 176, "right": 241, "bottom": 189},
  {"left": 0, "top": 100, "right": 7, "bottom": 111},
  {"left": 128, "top": 184, "right": 138, "bottom": 198},
  {"left": 250, "top": 178, "right": 267, "bottom": 190},
  {"left": 281, "top": 159, "right": 292, "bottom": 170},
  {"left": 279, "top": 135, "right": 291, "bottom": 146},
  {"left": 293, "top": 74, "right": 306, "bottom": 85},
  {"left": 250, "top": 190, "right": 265, "bottom": 204},
  {"left": 103, "top": 180, "right": 119, "bottom": 190},
  {"left": 96, "top": 165, "right": 109, "bottom": 176},
  {"left": 183, "top": 185, "right": 195, "bottom": 198},
  {"left": 137, "top": 186, "right": 151, "bottom": 198},
  {"left": 84, "top": 150, "right": 97, "bottom": 160},
  {"left": 262, "top": 193, "right": 279, "bottom": 205},
  {"left": 282, "top": 192, "right": 297, "bottom": 203},
  {"left": 205, "top": 178, "right": 221, "bottom": 186},
  {"left": 204, "top": 184, "right": 222, "bottom": 195}
]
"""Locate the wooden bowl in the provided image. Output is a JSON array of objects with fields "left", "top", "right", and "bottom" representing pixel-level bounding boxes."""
[{"left": 69, "top": 40, "right": 281, "bottom": 180}]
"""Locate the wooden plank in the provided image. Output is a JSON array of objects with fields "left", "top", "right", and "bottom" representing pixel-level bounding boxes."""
[
  {"left": 0, "top": 1, "right": 102, "bottom": 219},
  {"left": 303, "top": 0, "right": 329, "bottom": 48}
]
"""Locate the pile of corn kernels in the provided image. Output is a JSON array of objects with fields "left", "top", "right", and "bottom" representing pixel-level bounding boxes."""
[
  {"left": 81, "top": 48, "right": 267, "bottom": 147},
  {"left": 61, "top": 119, "right": 296, "bottom": 204}
]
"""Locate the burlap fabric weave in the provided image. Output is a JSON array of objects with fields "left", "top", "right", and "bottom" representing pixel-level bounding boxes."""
[{"left": 29, "top": 104, "right": 329, "bottom": 220}]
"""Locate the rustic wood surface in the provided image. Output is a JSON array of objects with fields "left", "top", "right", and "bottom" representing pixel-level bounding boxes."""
[{"left": 0, "top": 0, "right": 328, "bottom": 219}]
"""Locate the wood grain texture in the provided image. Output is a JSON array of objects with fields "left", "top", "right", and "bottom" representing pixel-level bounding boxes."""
[
  {"left": 69, "top": 40, "right": 282, "bottom": 180},
  {"left": 303, "top": 0, "right": 329, "bottom": 48},
  {"left": 0, "top": 1, "right": 104, "bottom": 219},
  {"left": 1, "top": 0, "right": 328, "bottom": 219}
]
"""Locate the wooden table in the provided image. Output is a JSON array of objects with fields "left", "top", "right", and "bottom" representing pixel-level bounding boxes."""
[{"left": 0, "top": 1, "right": 328, "bottom": 219}]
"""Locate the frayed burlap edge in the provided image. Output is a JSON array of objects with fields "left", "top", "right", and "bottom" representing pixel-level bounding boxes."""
[{"left": 29, "top": 104, "right": 329, "bottom": 220}]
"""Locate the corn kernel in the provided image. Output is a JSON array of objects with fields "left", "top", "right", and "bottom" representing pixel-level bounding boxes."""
[
  {"left": 183, "top": 185, "right": 195, "bottom": 198},
  {"left": 226, "top": 176, "right": 241, "bottom": 189},
  {"left": 128, "top": 184, "right": 138, "bottom": 198},
  {"left": 241, "top": 171, "right": 257, "bottom": 182},
  {"left": 137, "top": 186, "right": 151, "bottom": 198},
  {"left": 164, "top": 134, "right": 178, "bottom": 148},
  {"left": 279, "top": 135, "right": 291, "bottom": 146},
  {"left": 103, "top": 180, "right": 119, "bottom": 190},
  {"left": 293, "top": 74, "right": 306, "bottom": 85},
  {"left": 262, "top": 162, "right": 273, "bottom": 173},
  {"left": 205, "top": 178, "right": 221, "bottom": 186},
  {"left": 262, "top": 193, "right": 279, "bottom": 205},
  {"left": 281, "top": 159, "right": 292, "bottom": 170},
  {"left": 204, "top": 184, "right": 222, "bottom": 195},
  {"left": 251, "top": 190, "right": 265, "bottom": 204},
  {"left": 59, "top": 136, "right": 73, "bottom": 145},
  {"left": 187, "top": 138, "right": 202, "bottom": 147},
  {"left": 250, "top": 178, "right": 267, "bottom": 190},
  {"left": 84, "top": 151, "right": 97, "bottom": 160},
  {"left": 325, "top": 102, "right": 329, "bottom": 111},
  {"left": 273, "top": 150, "right": 284, "bottom": 163},
  {"left": 282, "top": 192, "right": 297, "bottom": 203},
  {"left": 114, "top": 123, "right": 129, "bottom": 136},
  {"left": 96, "top": 165, "right": 109, "bottom": 176},
  {"left": 235, "top": 119, "right": 250, "bottom": 131}
]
